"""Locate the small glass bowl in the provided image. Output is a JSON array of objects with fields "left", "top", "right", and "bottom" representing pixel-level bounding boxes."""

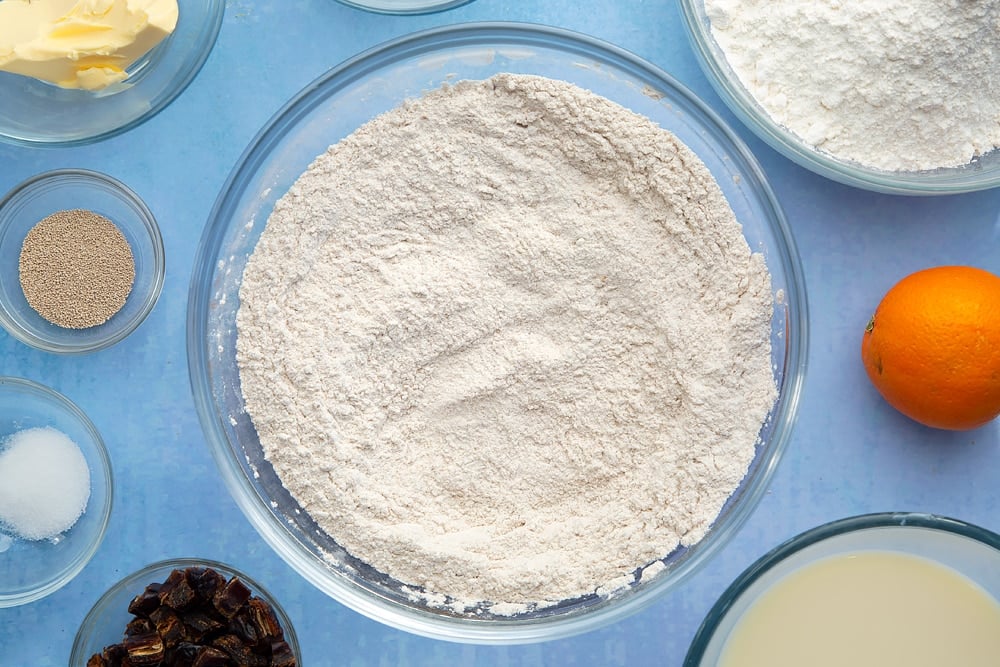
[
  {"left": 684, "top": 513, "right": 1000, "bottom": 666},
  {"left": 0, "top": 377, "right": 113, "bottom": 608},
  {"left": 333, "top": 0, "right": 475, "bottom": 14},
  {"left": 678, "top": 0, "right": 1000, "bottom": 195},
  {"left": 0, "top": 0, "right": 224, "bottom": 147},
  {"left": 189, "top": 22, "right": 808, "bottom": 644},
  {"left": 69, "top": 558, "right": 302, "bottom": 667},
  {"left": 0, "top": 169, "right": 165, "bottom": 354}
]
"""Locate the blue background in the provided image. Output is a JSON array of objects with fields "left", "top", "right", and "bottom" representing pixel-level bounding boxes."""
[{"left": 2, "top": 1, "right": 999, "bottom": 665}]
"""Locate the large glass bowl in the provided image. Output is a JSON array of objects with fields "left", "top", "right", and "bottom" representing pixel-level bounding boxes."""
[
  {"left": 685, "top": 513, "right": 1000, "bottom": 666},
  {"left": 678, "top": 0, "right": 1000, "bottom": 195},
  {"left": 188, "top": 22, "right": 808, "bottom": 644},
  {"left": 0, "top": 0, "right": 224, "bottom": 147}
]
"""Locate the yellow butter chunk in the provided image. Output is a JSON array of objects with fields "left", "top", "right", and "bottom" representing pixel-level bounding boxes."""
[{"left": 0, "top": 0, "right": 179, "bottom": 91}]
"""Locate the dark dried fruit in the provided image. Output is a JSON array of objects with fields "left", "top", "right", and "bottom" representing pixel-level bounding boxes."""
[
  {"left": 228, "top": 609, "right": 260, "bottom": 648},
  {"left": 178, "top": 609, "right": 224, "bottom": 643},
  {"left": 158, "top": 569, "right": 197, "bottom": 611},
  {"left": 150, "top": 606, "right": 184, "bottom": 648},
  {"left": 125, "top": 617, "right": 154, "bottom": 638},
  {"left": 212, "top": 576, "right": 252, "bottom": 618},
  {"left": 85, "top": 566, "right": 296, "bottom": 667},
  {"left": 128, "top": 584, "right": 163, "bottom": 617},
  {"left": 167, "top": 642, "right": 201, "bottom": 667},
  {"left": 102, "top": 643, "right": 127, "bottom": 667},
  {"left": 247, "top": 597, "right": 284, "bottom": 642},
  {"left": 271, "top": 639, "right": 297, "bottom": 667},
  {"left": 123, "top": 631, "right": 165, "bottom": 666},
  {"left": 213, "top": 633, "right": 267, "bottom": 667},
  {"left": 191, "top": 646, "right": 229, "bottom": 667},
  {"left": 185, "top": 567, "right": 226, "bottom": 603}
]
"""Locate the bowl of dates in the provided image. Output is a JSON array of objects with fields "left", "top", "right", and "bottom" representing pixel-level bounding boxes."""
[{"left": 70, "top": 558, "right": 300, "bottom": 667}]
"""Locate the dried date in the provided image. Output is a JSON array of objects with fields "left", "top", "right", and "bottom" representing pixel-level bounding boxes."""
[
  {"left": 123, "top": 630, "right": 165, "bottom": 665},
  {"left": 213, "top": 576, "right": 253, "bottom": 619},
  {"left": 128, "top": 584, "right": 163, "bottom": 617},
  {"left": 158, "top": 569, "right": 197, "bottom": 611}
]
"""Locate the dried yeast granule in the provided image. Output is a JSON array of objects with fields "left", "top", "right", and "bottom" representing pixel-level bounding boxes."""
[{"left": 19, "top": 208, "right": 135, "bottom": 329}]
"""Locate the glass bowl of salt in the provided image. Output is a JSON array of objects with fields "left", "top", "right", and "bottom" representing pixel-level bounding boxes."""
[
  {"left": 0, "top": 376, "right": 113, "bottom": 607},
  {"left": 0, "top": 169, "right": 165, "bottom": 354}
]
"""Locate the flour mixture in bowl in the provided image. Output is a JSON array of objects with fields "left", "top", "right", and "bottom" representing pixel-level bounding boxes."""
[
  {"left": 236, "top": 73, "right": 776, "bottom": 613},
  {"left": 678, "top": 0, "right": 1000, "bottom": 194},
  {"left": 702, "top": 0, "right": 1000, "bottom": 173}
]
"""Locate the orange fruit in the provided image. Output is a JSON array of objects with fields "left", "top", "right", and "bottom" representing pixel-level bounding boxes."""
[{"left": 861, "top": 265, "right": 1000, "bottom": 431}]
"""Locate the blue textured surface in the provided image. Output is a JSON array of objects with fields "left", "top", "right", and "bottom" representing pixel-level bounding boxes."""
[{"left": 1, "top": 1, "right": 999, "bottom": 665}]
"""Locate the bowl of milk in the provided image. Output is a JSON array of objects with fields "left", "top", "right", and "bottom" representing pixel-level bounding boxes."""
[{"left": 685, "top": 513, "right": 1000, "bottom": 667}]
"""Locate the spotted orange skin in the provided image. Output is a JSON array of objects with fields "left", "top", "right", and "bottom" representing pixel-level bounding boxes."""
[{"left": 861, "top": 266, "right": 1000, "bottom": 431}]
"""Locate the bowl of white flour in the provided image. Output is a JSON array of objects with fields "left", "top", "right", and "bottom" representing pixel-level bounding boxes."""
[
  {"left": 680, "top": 0, "right": 1000, "bottom": 195},
  {"left": 188, "top": 22, "right": 808, "bottom": 643}
]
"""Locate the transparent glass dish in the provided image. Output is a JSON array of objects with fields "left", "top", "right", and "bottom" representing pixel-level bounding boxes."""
[
  {"left": 69, "top": 557, "right": 301, "bottom": 666},
  {"left": 188, "top": 21, "right": 808, "bottom": 644},
  {"left": 333, "top": 0, "right": 475, "bottom": 14},
  {"left": 0, "top": 377, "right": 113, "bottom": 608},
  {"left": 0, "top": 0, "right": 224, "bottom": 147},
  {"left": 685, "top": 513, "right": 1000, "bottom": 665},
  {"left": 678, "top": 0, "right": 1000, "bottom": 195},
  {"left": 0, "top": 169, "right": 165, "bottom": 354}
]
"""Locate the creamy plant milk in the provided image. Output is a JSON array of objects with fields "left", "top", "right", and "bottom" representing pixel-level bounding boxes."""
[{"left": 719, "top": 550, "right": 1000, "bottom": 667}]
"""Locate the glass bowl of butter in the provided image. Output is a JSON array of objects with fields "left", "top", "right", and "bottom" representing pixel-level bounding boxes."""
[
  {"left": 685, "top": 513, "right": 1000, "bottom": 667},
  {"left": 0, "top": 0, "right": 223, "bottom": 147}
]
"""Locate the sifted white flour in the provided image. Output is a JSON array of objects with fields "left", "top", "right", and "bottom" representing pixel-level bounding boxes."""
[
  {"left": 705, "top": 0, "right": 1000, "bottom": 172},
  {"left": 236, "top": 73, "right": 777, "bottom": 611}
]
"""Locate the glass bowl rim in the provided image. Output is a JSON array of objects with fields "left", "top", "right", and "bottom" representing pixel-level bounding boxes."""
[
  {"left": 0, "top": 168, "right": 166, "bottom": 354},
  {"left": 68, "top": 556, "right": 302, "bottom": 666},
  {"left": 683, "top": 511, "right": 1000, "bottom": 665},
  {"left": 332, "top": 0, "right": 476, "bottom": 15},
  {"left": 0, "top": 375, "right": 114, "bottom": 608},
  {"left": 0, "top": 0, "right": 224, "bottom": 148},
  {"left": 676, "top": 0, "right": 1000, "bottom": 196},
  {"left": 187, "top": 20, "right": 809, "bottom": 644}
]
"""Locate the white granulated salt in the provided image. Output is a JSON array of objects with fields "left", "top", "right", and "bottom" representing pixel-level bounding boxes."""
[
  {"left": 0, "top": 427, "right": 91, "bottom": 540},
  {"left": 237, "top": 73, "right": 777, "bottom": 611},
  {"left": 705, "top": 0, "right": 1000, "bottom": 172}
]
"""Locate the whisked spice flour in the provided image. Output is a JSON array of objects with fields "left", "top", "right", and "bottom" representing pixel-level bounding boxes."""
[{"left": 236, "top": 73, "right": 777, "bottom": 612}]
